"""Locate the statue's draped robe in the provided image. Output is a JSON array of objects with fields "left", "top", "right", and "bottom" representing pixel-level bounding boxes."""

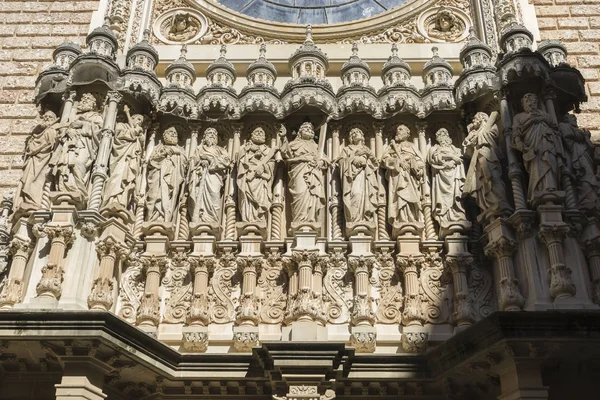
[
  {"left": 382, "top": 141, "right": 424, "bottom": 227},
  {"left": 236, "top": 143, "right": 275, "bottom": 224},
  {"left": 50, "top": 111, "right": 103, "bottom": 200},
  {"left": 512, "top": 110, "right": 565, "bottom": 203},
  {"left": 188, "top": 144, "right": 231, "bottom": 225},
  {"left": 428, "top": 144, "right": 467, "bottom": 224},
  {"left": 463, "top": 124, "right": 513, "bottom": 216},
  {"left": 281, "top": 138, "right": 325, "bottom": 223},
  {"left": 339, "top": 144, "right": 379, "bottom": 223},
  {"left": 15, "top": 124, "right": 58, "bottom": 210},
  {"left": 103, "top": 121, "right": 144, "bottom": 208},
  {"left": 145, "top": 144, "right": 186, "bottom": 223},
  {"left": 559, "top": 121, "right": 599, "bottom": 212}
]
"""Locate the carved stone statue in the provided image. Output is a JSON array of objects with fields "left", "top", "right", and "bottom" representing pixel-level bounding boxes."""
[
  {"left": 167, "top": 11, "right": 199, "bottom": 42},
  {"left": 463, "top": 112, "right": 514, "bottom": 221},
  {"left": 279, "top": 122, "right": 328, "bottom": 227},
  {"left": 50, "top": 93, "right": 103, "bottom": 201},
  {"left": 512, "top": 93, "right": 565, "bottom": 205},
  {"left": 559, "top": 114, "right": 600, "bottom": 213},
  {"left": 338, "top": 127, "right": 380, "bottom": 231},
  {"left": 427, "top": 8, "right": 463, "bottom": 41},
  {"left": 428, "top": 128, "right": 467, "bottom": 227},
  {"left": 145, "top": 127, "right": 187, "bottom": 224},
  {"left": 14, "top": 111, "right": 63, "bottom": 214},
  {"left": 381, "top": 125, "right": 425, "bottom": 235},
  {"left": 188, "top": 127, "right": 231, "bottom": 227},
  {"left": 102, "top": 105, "right": 148, "bottom": 209},
  {"left": 236, "top": 127, "right": 276, "bottom": 226}
]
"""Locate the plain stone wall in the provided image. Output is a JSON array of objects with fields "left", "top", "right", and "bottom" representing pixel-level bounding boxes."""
[
  {"left": 0, "top": 0, "right": 99, "bottom": 198},
  {"left": 534, "top": 0, "right": 600, "bottom": 140}
]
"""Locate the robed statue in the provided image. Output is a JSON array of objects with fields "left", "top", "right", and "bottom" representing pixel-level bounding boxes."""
[
  {"left": 50, "top": 93, "right": 103, "bottom": 201},
  {"left": 188, "top": 127, "right": 231, "bottom": 226},
  {"left": 279, "top": 122, "right": 328, "bottom": 225},
  {"left": 381, "top": 125, "right": 425, "bottom": 234},
  {"left": 236, "top": 127, "right": 276, "bottom": 225},
  {"left": 145, "top": 127, "right": 187, "bottom": 224},
  {"left": 512, "top": 93, "right": 565, "bottom": 205},
  {"left": 463, "top": 112, "right": 513, "bottom": 221},
  {"left": 102, "top": 105, "right": 148, "bottom": 209},
  {"left": 14, "top": 111, "right": 64, "bottom": 214},
  {"left": 559, "top": 113, "right": 600, "bottom": 213},
  {"left": 428, "top": 128, "right": 467, "bottom": 226},
  {"left": 338, "top": 127, "right": 379, "bottom": 229}
]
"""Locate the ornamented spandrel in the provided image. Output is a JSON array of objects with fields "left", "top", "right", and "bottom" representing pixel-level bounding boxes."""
[
  {"left": 373, "top": 248, "right": 403, "bottom": 324},
  {"left": 259, "top": 250, "right": 287, "bottom": 324},
  {"left": 322, "top": 249, "right": 351, "bottom": 324}
]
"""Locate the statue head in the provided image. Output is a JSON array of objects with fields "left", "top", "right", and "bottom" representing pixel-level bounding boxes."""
[
  {"left": 349, "top": 127, "right": 365, "bottom": 145},
  {"left": 564, "top": 113, "right": 578, "bottom": 127},
  {"left": 435, "top": 128, "right": 453, "bottom": 146},
  {"left": 521, "top": 93, "right": 539, "bottom": 113},
  {"left": 41, "top": 110, "right": 57, "bottom": 127},
  {"left": 472, "top": 112, "right": 488, "bottom": 128},
  {"left": 163, "top": 127, "right": 179, "bottom": 145},
  {"left": 203, "top": 127, "right": 218, "bottom": 146},
  {"left": 131, "top": 114, "right": 150, "bottom": 130},
  {"left": 79, "top": 93, "right": 97, "bottom": 113},
  {"left": 251, "top": 127, "right": 266, "bottom": 145},
  {"left": 298, "top": 122, "right": 315, "bottom": 141},
  {"left": 395, "top": 125, "right": 411, "bottom": 142},
  {"left": 171, "top": 11, "right": 190, "bottom": 34},
  {"left": 435, "top": 8, "right": 456, "bottom": 32}
]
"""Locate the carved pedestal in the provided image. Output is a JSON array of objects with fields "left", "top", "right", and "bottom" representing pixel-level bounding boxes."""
[
  {"left": 445, "top": 234, "right": 475, "bottom": 330},
  {"left": 0, "top": 217, "right": 33, "bottom": 309},
  {"left": 397, "top": 234, "right": 424, "bottom": 327},
  {"left": 137, "top": 232, "right": 169, "bottom": 329}
]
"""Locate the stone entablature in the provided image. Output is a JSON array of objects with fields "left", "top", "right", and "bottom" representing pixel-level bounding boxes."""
[{"left": 0, "top": 4, "right": 597, "bottom": 361}]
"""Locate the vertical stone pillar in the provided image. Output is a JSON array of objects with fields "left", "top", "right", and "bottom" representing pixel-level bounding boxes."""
[
  {"left": 373, "top": 122, "right": 389, "bottom": 241},
  {"left": 484, "top": 219, "right": 524, "bottom": 311},
  {"left": 349, "top": 257, "right": 375, "bottom": 326},
  {"left": 415, "top": 122, "right": 436, "bottom": 240},
  {"left": 224, "top": 122, "right": 242, "bottom": 241},
  {"left": 397, "top": 254, "right": 424, "bottom": 326},
  {"left": 88, "top": 91, "right": 123, "bottom": 211},
  {"left": 133, "top": 122, "right": 159, "bottom": 239},
  {"left": 87, "top": 237, "right": 125, "bottom": 311},
  {"left": 137, "top": 255, "right": 167, "bottom": 327},
  {"left": 0, "top": 237, "right": 33, "bottom": 308},
  {"left": 271, "top": 124, "right": 285, "bottom": 241},
  {"left": 329, "top": 122, "right": 343, "bottom": 241},
  {"left": 187, "top": 257, "right": 215, "bottom": 326},
  {"left": 446, "top": 253, "right": 476, "bottom": 328},
  {"left": 189, "top": 123, "right": 200, "bottom": 157},
  {"left": 236, "top": 257, "right": 261, "bottom": 326},
  {"left": 36, "top": 225, "right": 75, "bottom": 301},
  {"left": 539, "top": 221, "right": 575, "bottom": 300}
]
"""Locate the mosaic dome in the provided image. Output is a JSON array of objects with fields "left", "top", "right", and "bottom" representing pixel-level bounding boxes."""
[{"left": 215, "top": 0, "right": 411, "bottom": 25}]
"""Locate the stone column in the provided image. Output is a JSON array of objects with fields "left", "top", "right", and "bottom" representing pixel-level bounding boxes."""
[
  {"left": 373, "top": 122, "right": 389, "bottom": 241},
  {"left": 271, "top": 125, "right": 285, "bottom": 241},
  {"left": 224, "top": 122, "right": 242, "bottom": 241},
  {"left": 87, "top": 237, "right": 125, "bottom": 311},
  {"left": 137, "top": 255, "right": 167, "bottom": 326},
  {"left": 36, "top": 225, "right": 75, "bottom": 300},
  {"left": 350, "top": 257, "right": 375, "bottom": 326},
  {"left": 88, "top": 91, "right": 123, "bottom": 211},
  {"left": 133, "top": 122, "right": 159, "bottom": 239},
  {"left": 236, "top": 257, "right": 261, "bottom": 326},
  {"left": 415, "top": 122, "right": 436, "bottom": 240},
  {"left": 0, "top": 237, "right": 33, "bottom": 308},
  {"left": 397, "top": 254, "right": 425, "bottom": 326},
  {"left": 329, "top": 122, "right": 343, "bottom": 241},
  {"left": 539, "top": 223, "right": 575, "bottom": 300},
  {"left": 187, "top": 257, "right": 216, "bottom": 326},
  {"left": 446, "top": 253, "right": 476, "bottom": 328}
]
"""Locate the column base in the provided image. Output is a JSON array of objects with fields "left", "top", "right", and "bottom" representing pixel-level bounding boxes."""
[{"left": 287, "top": 320, "right": 327, "bottom": 341}]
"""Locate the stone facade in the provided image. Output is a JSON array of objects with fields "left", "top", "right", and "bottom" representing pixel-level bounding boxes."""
[{"left": 0, "top": 1, "right": 600, "bottom": 399}]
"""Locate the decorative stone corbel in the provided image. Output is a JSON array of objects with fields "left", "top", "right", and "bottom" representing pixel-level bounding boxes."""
[
  {"left": 401, "top": 331, "right": 429, "bottom": 353},
  {"left": 181, "top": 331, "right": 208, "bottom": 352},
  {"left": 36, "top": 225, "right": 75, "bottom": 300}
]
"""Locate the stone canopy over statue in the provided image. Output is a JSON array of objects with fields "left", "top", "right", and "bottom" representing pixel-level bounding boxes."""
[
  {"left": 279, "top": 122, "right": 328, "bottom": 231},
  {"left": 49, "top": 93, "right": 103, "bottom": 204}
]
